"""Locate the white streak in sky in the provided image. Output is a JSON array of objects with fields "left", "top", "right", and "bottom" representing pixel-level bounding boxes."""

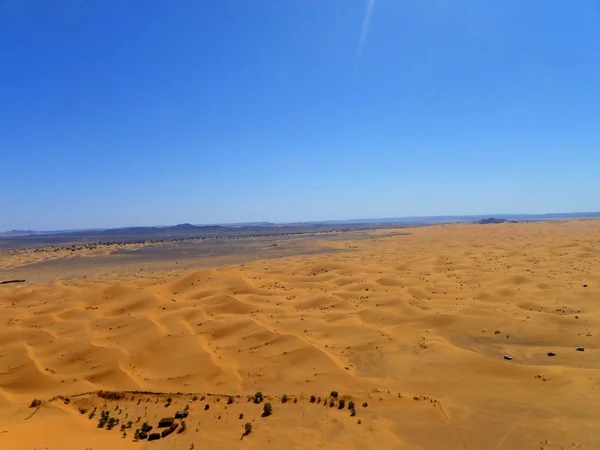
[{"left": 355, "top": 0, "right": 375, "bottom": 70}]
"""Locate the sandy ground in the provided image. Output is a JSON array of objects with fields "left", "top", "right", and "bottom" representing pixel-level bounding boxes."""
[{"left": 1, "top": 220, "right": 599, "bottom": 449}]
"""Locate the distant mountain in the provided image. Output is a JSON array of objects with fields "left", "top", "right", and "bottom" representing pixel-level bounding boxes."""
[{"left": 4, "top": 213, "right": 598, "bottom": 237}]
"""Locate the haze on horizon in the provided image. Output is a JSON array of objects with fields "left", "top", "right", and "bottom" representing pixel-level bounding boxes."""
[{"left": 2, "top": 0, "right": 599, "bottom": 231}]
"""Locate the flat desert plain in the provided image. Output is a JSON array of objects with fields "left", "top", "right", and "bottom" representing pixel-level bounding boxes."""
[{"left": 1, "top": 220, "right": 599, "bottom": 449}]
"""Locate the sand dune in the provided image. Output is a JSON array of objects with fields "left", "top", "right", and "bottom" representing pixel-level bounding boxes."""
[{"left": 1, "top": 220, "right": 599, "bottom": 448}]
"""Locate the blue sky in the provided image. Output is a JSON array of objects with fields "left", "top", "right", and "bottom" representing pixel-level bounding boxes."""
[{"left": 1, "top": 0, "right": 599, "bottom": 230}]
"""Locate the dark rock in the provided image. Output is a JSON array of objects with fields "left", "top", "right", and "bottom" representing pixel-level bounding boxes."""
[
  {"left": 158, "top": 417, "right": 174, "bottom": 428},
  {"left": 547, "top": 352, "right": 556, "bottom": 357},
  {"left": 576, "top": 347, "right": 585, "bottom": 352}
]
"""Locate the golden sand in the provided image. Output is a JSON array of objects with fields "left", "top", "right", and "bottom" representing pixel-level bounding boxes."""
[{"left": 1, "top": 220, "right": 599, "bottom": 449}]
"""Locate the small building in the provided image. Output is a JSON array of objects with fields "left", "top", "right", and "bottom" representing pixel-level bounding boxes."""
[
  {"left": 175, "top": 410, "right": 189, "bottom": 419},
  {"left": 158, "top": 417, "right": 175, "bottom": 428},
  {"left": 148, "top": 433, "right": 161, "bottom": 441}
]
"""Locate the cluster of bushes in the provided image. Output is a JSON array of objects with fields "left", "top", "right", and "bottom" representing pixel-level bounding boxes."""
[
  {"left": 97, "top": 410, "right": 119, "bottom": 429},
  {"left": 120, "top": 420, "right": 134, "bottom": 432},
  {"left": 97, "top": 391, "right": 125, "bottom": 401},
  {"left": 308, "top": 391, "right": 364, "bottom": 417}
]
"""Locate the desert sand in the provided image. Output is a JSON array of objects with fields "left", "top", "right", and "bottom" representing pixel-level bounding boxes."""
[{"left": 1, "top": 220, "right": 599, "bottom": 449}]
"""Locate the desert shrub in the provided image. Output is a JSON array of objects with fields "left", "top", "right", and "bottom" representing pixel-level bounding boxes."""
[
  {"left": 79, "top": 407, "right": 88, "bottom": 414},
  {"left": 122, "top": 431, "right": 127, "bottom": 438},
  {"left": 184, "top": 404, "right": 190, "bottom": 410},
  {"left": 239, "top": 413, "right": 244, "bottom": 419},
  {"left": 357, "top": 419, "right": 362, "bottom": 424},
  {"left": 200, "top": 395, "right": 206, "bottom": 401},
  {"left": 330, "top": 391, "right": 339, "bottom": 398},
  {"left": 141, "top": 422, "right": 152, "bottom": 433},
  {"left": 348, "top": 401, "right": 355, "bottom": 410},
  {"left": 350, "top": 408, "right": 356, "bottom": 417},
  {"left": 88, "top": 409, "right": 96, "bottom": 420},
  {"left": 262, "top": 402, "right": 273, "bottom": 417},
  {"left": 253, "top": 392, "right": 264, "bottom": 404},
  {"left": 281, "top": 394, "right": 288, "bottom": 403},
  {"left": 166, "top": 397, "right": 172, "bottom": 403},
  {"left": 338, "top": 399, "right": 345, "bottom": 410},
  {"left": 30, "top": 399, "right": 42, "bottom": 408},
  {"left": 64, "top": 397, "right": 71, "bottom": 404},
  {"left": 310, "top": 395, "right": 316, "bottom": 403},
  {"left": 178, "top": 420, "right": 186, "bottom": 433},
  {"left": 317, "top": 396, "right": 321, "bottom": 404},
  {"left": 362, "top": 402, "right": 368, "bottom": 408},
  {"left": 294, "top": 398, "right": 297, "bottom": 403},
  {"left": 329, "top": 400, "right": 335, "bottom": 408},
  {"left": 192, "top": 395, "right": 198, "bottom": 401},
  {"left": 204, "top": 404, "right": 210, "bottom": 410},
  {"left": 228, "top": 396, "right": 234, "bottom": 405},
  {"left": 244, "top": 422, "right": 253, "bottom": 436}
]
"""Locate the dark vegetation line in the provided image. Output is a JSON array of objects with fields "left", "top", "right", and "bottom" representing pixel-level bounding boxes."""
[{"left": 1, "top": 225, "right": 416, "bottom": 254}]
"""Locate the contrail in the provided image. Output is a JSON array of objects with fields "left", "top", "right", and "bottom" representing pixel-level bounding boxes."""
[{"left": 355, "top": 0, "right": 375, "bottom": 70}]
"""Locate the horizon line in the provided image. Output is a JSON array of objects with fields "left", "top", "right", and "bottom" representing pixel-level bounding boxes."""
[{"left": 3, "top": 211, "right": 599, "bottom": 234}]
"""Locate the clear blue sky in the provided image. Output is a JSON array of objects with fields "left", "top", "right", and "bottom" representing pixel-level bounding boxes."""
[{"left": 2, "top": 0, "right": 599, "bottom": 230}]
